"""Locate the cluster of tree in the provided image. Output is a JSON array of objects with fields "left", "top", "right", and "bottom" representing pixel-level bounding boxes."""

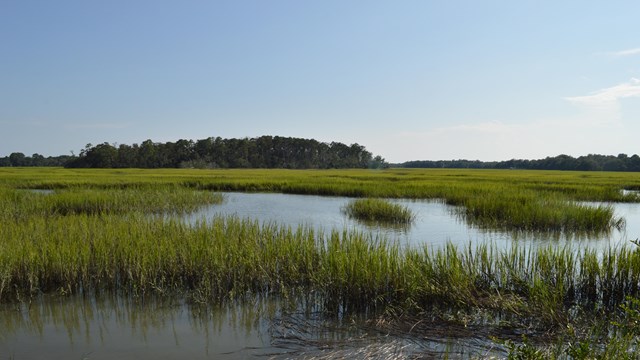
[
  {"left": 63, "top": 136, "right": 388, "bottom": 169},
  {"left": 398, "top": 159, "right": 495, "bottom": 169},
  {"left": 400, "top": 153, "right": 640, "bottom": 172},
  {"left": 0, "top": 153, "right": 73, "bottom": 167},
  {"left": 6, "top": 142, "right": 639, "bottom": 172}
]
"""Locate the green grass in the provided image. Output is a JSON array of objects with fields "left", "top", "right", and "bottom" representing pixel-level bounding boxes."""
[
  {"left": 456, "top": 193, "right": 623, "bottom": 232},
  {"left": 2, "top": 212, "right": 640, "bottom": 314},
  {"left": 3, "top": 167, "right": 637, "bottom": 232},
  {"left": 0, "top": 187, "right": 222, "bottom": 221},
  {"left": 0, "top": 167, "right": 637, "bottom": 308},
  {"left": 342, "top": 198, "right": 415, "bottom": 224},
  {"left": 1, "top": 167, "right": 640, "bottom": 356},
  {"left": 3, "top": 212, "right": 640, "bottom": 358}
]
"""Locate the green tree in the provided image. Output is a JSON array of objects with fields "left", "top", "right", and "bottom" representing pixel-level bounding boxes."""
[{"left": 9, "top": 152, "right": 28, "bottom": 167}]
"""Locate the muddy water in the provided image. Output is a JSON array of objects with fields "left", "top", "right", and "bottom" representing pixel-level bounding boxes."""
[{"left": 3, "top": 192, "right": 640, "bottom": 359}]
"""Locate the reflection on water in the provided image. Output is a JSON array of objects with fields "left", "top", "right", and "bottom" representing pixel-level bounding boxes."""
[
  {"left": 0, "top": 296, "right": 281, "bottom": 359},
  {"left": 0, "top": 295, "right": 507, "bottom": 359},
  {"left": 186, "top": 192, "right": 640, "bottom": 252},
  {"left": 23, "top": 189, "right": 55, "bottom": 195},
  {"left": 622, "top": 189, "right": 640, "bottom": 199}
]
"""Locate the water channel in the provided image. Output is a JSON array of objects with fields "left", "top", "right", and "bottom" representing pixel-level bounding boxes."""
[
  {"left": 3, "top": 191, "right": 640, "bottom": 359},
  {"left": 186, "top": 192, "right": 640, "bottom": 252}
]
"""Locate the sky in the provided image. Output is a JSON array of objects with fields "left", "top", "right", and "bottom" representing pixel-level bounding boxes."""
[{"left": 1, "top": 1, "right": 640, "bottom": 163}]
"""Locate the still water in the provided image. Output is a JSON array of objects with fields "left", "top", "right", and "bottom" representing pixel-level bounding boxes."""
[
  {"left": 0, "top": 296, "right": 505, "bottom": 359},
  {"left": 0, "top": 295, "right": 503, "bottom": 359},
  {"left": 186, "top": 192, "right": 640, "bottom": 252},
  {"left": 1, "top": 297, "right": 274, "bottom": 359},
  {"left": 3, "top": 192, "right": 640, "bottom": 359}
]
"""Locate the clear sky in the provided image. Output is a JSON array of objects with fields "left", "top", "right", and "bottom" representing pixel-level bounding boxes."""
[{"left": 2, "top": 1, "right": 639, "bottom": 162}]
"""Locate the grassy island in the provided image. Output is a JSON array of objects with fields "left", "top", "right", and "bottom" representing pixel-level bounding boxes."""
[{"left": 343, "top": 198, "right": 415, "bottom": 224}]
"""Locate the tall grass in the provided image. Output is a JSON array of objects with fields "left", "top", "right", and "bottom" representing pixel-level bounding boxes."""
[
  {"left": 1, "top": 168, "right": 638, "bottom": 313},
  {"left": 0, "top": 186, "right": 222, "bottom": 219},
  {"left": 2, "top": 210, "right": 640, "bottom": 324},
  {"left": 455, "top": 193, "right": 623, "bottom": 232}
]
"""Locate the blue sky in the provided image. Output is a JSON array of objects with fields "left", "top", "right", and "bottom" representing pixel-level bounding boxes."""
[{"left": 1, "top": 1, "right": 640, "bottom": 162}]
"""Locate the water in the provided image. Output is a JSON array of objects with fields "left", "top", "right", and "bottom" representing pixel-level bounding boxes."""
[
  {"left": 23, "top": 188, "right": 55, "bottom": 195},
  {"left": 0, "top": 296, "right": 276, "bottom": 359},
  {"left": 0, "top": 296, "right": 506, "bottom": 359},
  {"left": 3, "top": 192, "right": 640, "bottom": 358},
  {"left": 186, "top": 192, "right": 640, "bottom": 252},
  {"left": 622, "top": 189, "right": 640, "bottom": 199}
]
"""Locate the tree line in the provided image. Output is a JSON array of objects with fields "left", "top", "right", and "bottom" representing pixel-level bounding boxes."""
[
  {"left": 399, "top": 153, "right": 640, "bottom": 172},
  {"left": 60, "top": 136, "right": 387, "bottom": 169},
  {"left": 0, "top": 153, "right": 72, "bottom": 167},
  {"left": 4, "top": 141, "right": 639, "bottom": 172}
]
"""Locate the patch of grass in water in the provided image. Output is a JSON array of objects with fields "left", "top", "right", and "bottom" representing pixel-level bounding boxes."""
[
  {"left": 453, "top": 192, "right": 624, "bottom": 233},
  {"left": 342, "top": 198, "right": 415, "bottom": 225}
]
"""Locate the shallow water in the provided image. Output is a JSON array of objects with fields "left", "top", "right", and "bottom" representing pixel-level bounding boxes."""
[
  {"left": 186, "top": 192, "right": 640, "bottom": 252},
  {"left": 622, "top": 189, "right": 640, "bottom": 199},
  {"left": 0, "top": 296, "right": 507, "bottom": 359},
  {"left": 23, "top": 188, "right": 55, "bottom": 195},
  {"left": 0, "top": 296, "right": 277, "bottom": 359}
]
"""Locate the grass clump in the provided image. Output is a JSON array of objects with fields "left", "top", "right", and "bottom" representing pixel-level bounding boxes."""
[
  {"left": 0, "top": 186, "right": 223, "bottom": 219},
  {"left": 343, "top": 198, "right": 415, "bottom": 225},
  {"left": 456, "top": 193, "right": 623, "bottom": 233}
]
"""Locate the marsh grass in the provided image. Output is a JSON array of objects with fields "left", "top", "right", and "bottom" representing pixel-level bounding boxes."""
[
  {"left": 3, "top": 167, "right": 638, "bottom": 232},
  {"left": 2, "top": 167, "right": 640, "bottom": 356},
  {"left": 3, "top": 211, "right": 640, "bottom": 356},
  {"left": 3, "top": 211, "right": 640, "bottom": 321},
  {"left": 456, "top": 194, "right": 623, "bottom": 232},
  {"left": 342, "top": 198, "right": 415, "bottom": 225},
  {"left": 1, "top": 168, "right": 638, "bottom": 314},
  {"left": 0, "top": 186, "right": 223, "bottom": 219}
]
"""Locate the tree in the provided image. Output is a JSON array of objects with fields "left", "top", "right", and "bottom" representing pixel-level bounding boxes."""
[
  {"left": 629, "top": 155, "right": 640, "bottom": 172},
  {"left": 9, "top": 152, "right": 28, "bottom": 167},
  {"left": 117, "top": 144, "right": 138, "bottom": 168},
  {"left": 31, "top": 153, "right": 45, "bottom": 166},
  {"left": 369, "top": 155, "right": 388, "bottom": 169},
  {"left": 62, "top": 136, "right": 382, "bottom": 169},
  {"left": 85, "top": 143, "right": 118, "bottom": 168},
  {"left": 138, "top": 140, "right": 157, "bottom": 168}
]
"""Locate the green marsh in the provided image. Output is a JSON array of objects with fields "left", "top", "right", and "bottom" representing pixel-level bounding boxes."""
[{"left": 1, "top": 167, "right": 640, "bottom": 357}]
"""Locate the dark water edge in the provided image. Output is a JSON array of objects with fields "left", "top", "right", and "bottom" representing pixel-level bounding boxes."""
[
  {"left": 0, "top": 295, "right": 273, "bottom": 359},
  {"left": 0, "top": 294, "right": 510, "bottom": 359}
]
